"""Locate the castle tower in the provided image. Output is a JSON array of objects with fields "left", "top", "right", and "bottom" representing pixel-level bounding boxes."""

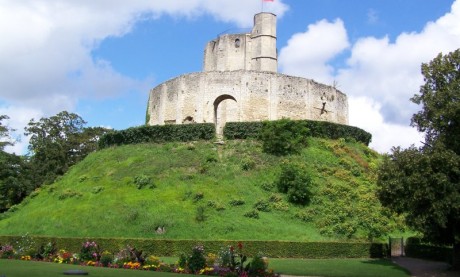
[{"left": 251, "top": 12, "right": 277, "bottom": 72}]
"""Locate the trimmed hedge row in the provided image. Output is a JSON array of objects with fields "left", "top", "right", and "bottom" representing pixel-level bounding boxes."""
[
  {"left": 98, "top": 123, "right": 215, "bottom": 149},
  {"left": 0, "top": 236, "right": 387, "bottom": 258},
  {"left": 224, "top": 120, "right": 372, "bottom": 145},
  {"left": 405, "top": 243, "right": 452, "bottom": 262}
]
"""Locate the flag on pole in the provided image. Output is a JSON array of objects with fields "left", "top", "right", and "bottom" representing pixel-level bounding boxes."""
[{"left": 263, "top": 0, "right": 274, "bottom": 2}]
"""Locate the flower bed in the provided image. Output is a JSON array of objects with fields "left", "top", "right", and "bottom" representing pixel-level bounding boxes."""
[{"left": 0, "top": 239, "right": 278, "bottom": 277}]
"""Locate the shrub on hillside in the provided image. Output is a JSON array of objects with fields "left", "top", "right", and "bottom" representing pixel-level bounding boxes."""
[
  {"left": 260, "top": 119, "right": 310, "bottom": 156},
  {"left": 276, "top": 161, "right": 313, "bottom": 205}
]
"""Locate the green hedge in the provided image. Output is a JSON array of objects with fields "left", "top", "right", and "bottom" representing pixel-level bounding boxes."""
[
  {"left": 405, "top": 243, "right": 452, "bottom": 262},
  {"left": 0, "top": 236, "right": 387, "bottom": 258},
  {"left": 98, "top": 123, "right": 215, "bottom": 149},
  {"left": 224, "top": 120, "right": 372, "bottom": 145}
]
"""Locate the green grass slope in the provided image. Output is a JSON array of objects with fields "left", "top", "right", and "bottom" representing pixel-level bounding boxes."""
[{"left": 0, "top": 138, "right": 400, "bottom": 241}]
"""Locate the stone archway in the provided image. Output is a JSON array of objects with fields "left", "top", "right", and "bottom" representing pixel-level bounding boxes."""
[{"left": 213, "top": 95, "right": 238, "bottom": 138}]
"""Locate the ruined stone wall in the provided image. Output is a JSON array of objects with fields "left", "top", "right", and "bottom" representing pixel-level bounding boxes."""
[
  {"left": 147, "top": 71, "right": 348, "bottom": 131},
  {"left": 203, "top": 13, "right": 277, "bottom": 73}
]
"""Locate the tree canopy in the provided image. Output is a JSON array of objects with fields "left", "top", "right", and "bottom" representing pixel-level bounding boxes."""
[
  {"left": 25, "top": 111, "right": 110, "bottom": 187},
  {"left": 377, "top": 49, "right": 460, "bottom": 268}
]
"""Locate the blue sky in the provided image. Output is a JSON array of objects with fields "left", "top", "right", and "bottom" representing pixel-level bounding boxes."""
[{"left": 0, "top": 0, "right": 458, "bottom": 154}]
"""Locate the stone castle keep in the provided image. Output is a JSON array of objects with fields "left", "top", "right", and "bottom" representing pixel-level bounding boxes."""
[{"left": 147, "top": 13, "right": 348, "bottom": 135}]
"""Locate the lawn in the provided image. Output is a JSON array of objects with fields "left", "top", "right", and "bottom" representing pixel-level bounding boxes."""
[
  {"left": 269, "top": 258, "right": 410, "bottom": 277},
  {"left": 0, "top": 259, "right": 194, "bottom": 277},
  {"left": 0, "top": 258, "right": 410, "bottom": 277}
]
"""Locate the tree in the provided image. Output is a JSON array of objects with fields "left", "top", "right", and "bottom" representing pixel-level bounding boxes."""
[
  {"left": 377, "top": 49, "right": 460, "bottom": 269},
  {"left": 25, "top": 111, "right": 109, "bottom": 187},
  {"left": 411, "top": 49, "right": 460, "bottom": 154},
  {"left": 0, "top": 115, "right": 32, "bottom": 212},
  {"left": 0, "top": 115, "right": 14, "bottom": 150}
]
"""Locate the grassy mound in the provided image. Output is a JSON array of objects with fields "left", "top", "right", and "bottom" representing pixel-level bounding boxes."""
[{"left": 0, "top": 138, "right": 400, "bottom": 241}]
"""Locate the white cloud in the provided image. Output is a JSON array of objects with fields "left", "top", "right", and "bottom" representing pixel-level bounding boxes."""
[
  {"left": 279, "top": 19, "right": 350, "bottom": 85},
  {"left": 278, "top": 0, "right": 460, "bottom": 153},
  {"left": 0, "top": 0, "right": 289, "bottom": 154},
  {"left": 349, "top": 97, "right": 423, "bottom": 153}
]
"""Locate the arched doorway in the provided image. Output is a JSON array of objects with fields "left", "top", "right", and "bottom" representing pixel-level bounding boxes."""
[{"left": 213, "top": 95, "right": 238, "bottom": 138}]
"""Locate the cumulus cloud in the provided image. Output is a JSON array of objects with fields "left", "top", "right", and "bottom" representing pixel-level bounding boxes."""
[
  {"left": 279, "top": 19, "right": 349, "bottom": 85},
  {"left": 278, "top": 0, "right": 460, "bottom": 152},
  {"left": 0, "top": 0, "right": 289, "bottom": 154}
]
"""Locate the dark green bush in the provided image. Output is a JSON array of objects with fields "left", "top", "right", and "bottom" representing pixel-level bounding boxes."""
[
  {"left": 98, "top": 123, "right": 215, "bottom": 149},
  {"left": 229, "top": 199, "right": 245, "bottom": 206},
  {"left": 224, "top": 120, "right": 371, "bottom": 145},
  {"left": 276, "top": 162, "right": 313, "bottom": 205},
  {"left": 260, "top": 119, "right": 310, "bottom": 156},
  {"left": 254, "top": 199, "right": 271, "bottom": 212},
  {"left": 405, "top": 242, "right": 452, "bottom": 262},
  {"left": 244, "top": 210, "right": 259, "bottom": 219}
]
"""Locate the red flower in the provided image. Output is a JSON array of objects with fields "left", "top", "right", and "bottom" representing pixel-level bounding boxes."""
[{"left": 238, "top": 242, "right": 243, "bottom": 250}]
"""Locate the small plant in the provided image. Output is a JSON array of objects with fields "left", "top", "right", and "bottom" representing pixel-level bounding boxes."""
[
  {"left": 38, "top": 241, "right": 56, "bottom": 260},
  {"left": 0, "top": 244, "right": 14, "bottom": 259},
  {"left": 91, "top": 186, "right": 104, "bottom": 194},
  {"left": 14, "top": 233, "right": 36, "bottom": 256},
  {"left": 244, "top": 210, "right": 259, "bottom": 219},
  {"left": 229, "top": 199, "right": 245, "bottom": 206},
  {"left": 254, "top": 199, "right": 271, "bottom": 212},
  {"left": 260, "top": 182, "right": 275, "bottom": 191},
  {"left": 100, "top": 251, "right": 113, "bottom": 267},
  {"left": 178, "top": 252, "right": 188, "bottom": 268},
  {"left": 193, "top": 192, "right": 204, "bottom": 202},
  {"left": 80, "top": 241, "right": 100, "bottom": 261},
  {"left": 195, "top": 206, "right": 207, "bottom": 222},
  {"left": 241, "top": 157, "right": 256, "bottom": 171},
  {"left": 58, "top": 189, "right": 82, "bottom": 200},
  {"left": 188, "top": 245, "right": 206, "bottom": 273},
  {"left": 248, "top": 253, "right": 268, "bottom": 276},
  {"left": 133, "top": 175, "right": 155, "bottom": 189}
]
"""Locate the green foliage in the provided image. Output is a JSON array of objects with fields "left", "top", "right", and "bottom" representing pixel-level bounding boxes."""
[
  {"left": 99, "top": 251, "right": 113, "bottom": 267},
  {"left": 253, "top": 199, "right": 271, "bottom": 212},
  {"left": 0, "top": 139, "right": 395, "bottom": 242},
  {"left": 411, "top": 49, "right": 460, "bottom": 154},
  {"left": 244, "top": 210, "right": 259, "bottom": 219},
  {"left": 57, "top": 189, "right": 82, "bottom": 200},
  {"left": 91, "top": 186, "right": 104, "bottom": 194},
  {"left": 195, "top": 206, "right": 207, "bottom": 222},
  {"left": 260, "top": 119, "right": 310, "bottom": 156},
  {"left": 133, "top": 175, "right": 155, "bottom": 189},
  {"left": 229, "top": 199, "right": 245, "bottom": 206},
  {"left": 187, "top": 245, "right": 206, "bottom": 272},
  {"left": 25, "top": 111, "right": 110, "bottom": 188},
  {"left": 405, "top": 243, "right": 453, "bottom": 263},
  {"left": 241, "top": 156, "right": 256, "bottom": 171},
  {"left": 224, "top": 120, "right": 372, "bottom": 145},
  {"left": 248, "top": 253, "right": 267, "bottom": 276},
  {"left": 98, "top": 123, "right": 215, "bottom": 148},
  {"left": 378, "top": 145, "right": 460, "bottom": 245},
  {"left": 0, "top": 236, "right": 389, "bottom": 258},
  {"left": 0, "top": 151, "right": 32, "bottom": 212},
  {"left": 0, "top": 115, "right": 14, "bottom": 150},
  {"left": 275, "top": 162, "right": 312, "bottom": 205}
]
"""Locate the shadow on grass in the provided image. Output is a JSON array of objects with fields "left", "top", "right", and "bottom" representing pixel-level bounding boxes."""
[{"left": 361, "top": 259, "right": 411, "bottom": 276}]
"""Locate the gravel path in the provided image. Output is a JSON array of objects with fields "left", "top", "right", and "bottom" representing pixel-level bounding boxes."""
[{"left": 392, "top": 257, "right": 460, "bottom": 277}]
